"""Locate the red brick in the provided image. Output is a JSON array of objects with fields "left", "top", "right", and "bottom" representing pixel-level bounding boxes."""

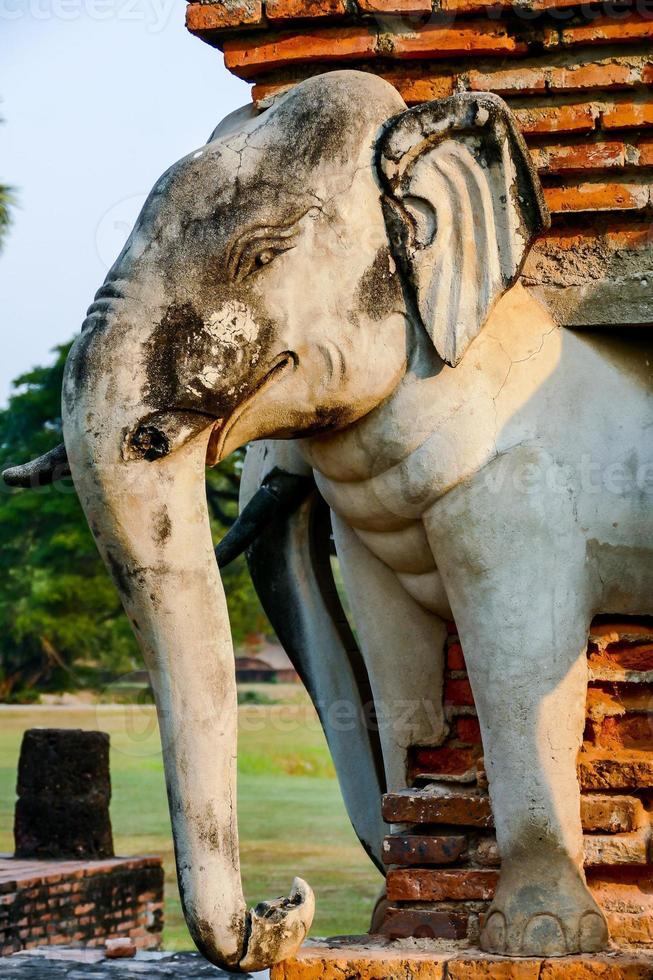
[
  {"left": 514, "top": 102, "right": 599, "bottom": 135},
  {"left": 561, "top": 13, "right": 653, "bottom": 48},
  {"left": 382, "top": 831, "right": 467, "bottom": 865},
  {"left": 389, "top": 20, "right": 527, "bottom": 59},
  {"left": 586, "top": 714, "right": 653, "bottom": 751},
  {"left": 412, "top": 744, "right": 481, "bottom": 777},
  {"left": 579, "top": 749, "right": 653, "bottom": 789},
  {"left": 224, "top": 26, "right": 377, "bottom": 75},
  {"left": 447, "top": 641, "right": 466, "bottom": 670},
  {"left": 186, "top": 0, "right": 262, "bottom": 32},
  {"left": 381, "top": 69, "right": 454, "bottom": 104},
  {"left": 267, "top": 0, "right": 346, "bottom": 20},
  {"left": 544, "top": 181, "right": 650, "bottom": 214},
  {"left": 636, "top": 138, "right": 653, "bottom": 166},
  {"left": 449, "top": 962, "right": 540, "bottom": 980},
  {"left": 456, "top": 716, "right": 482, "bottom": 743},
  {"left": 358, "top": 0, "right": 431, "bottom": 12},
  {"left": 530, "top": 140, "right": 626, "bottom": 174},
  {"left": 602, "top": 100, "right": 653, "bottom": 130},
  {"left": 445, "top": 677, "right": 474, "bottom": 705},
  {"left": 387, "top": 867, "right": 499, "bottom": 901},
  {"left": 382, "top": 788, "right": 493, "bottom": 826},
  {"left": 466, "top": 65, "right": 546, "bottom": 95},
  {"left": 580, "top": 794, "right": 644, "bottom": 833},
  {"left": 380, "top": 906, "right": 470, "bottom": 940},
  {"left": 548, "top": 62, "right": 635, "bottom": 92}
]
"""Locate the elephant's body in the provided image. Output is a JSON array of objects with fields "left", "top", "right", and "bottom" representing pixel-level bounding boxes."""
[
  {"left": 305, "top": 284, "right": 653, "bottom": 626},
  {"left": 248, "top": 283, "right": 653, "bottom": 958}
]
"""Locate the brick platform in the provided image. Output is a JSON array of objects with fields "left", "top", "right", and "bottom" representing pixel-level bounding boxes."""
[
  {"left": 0, "top": 855, "right": 163, "bottom": 956},
  {"left": 270, "top": 938, "right": 653, "bottom": 979}
]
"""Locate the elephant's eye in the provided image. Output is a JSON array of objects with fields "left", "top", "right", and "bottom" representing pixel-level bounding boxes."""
[
  {"left": 228, "top": 220, "right": 304, "bottom": 282},
  {"left": 256, "top": 248, "right": 276, "bottom": 268}
]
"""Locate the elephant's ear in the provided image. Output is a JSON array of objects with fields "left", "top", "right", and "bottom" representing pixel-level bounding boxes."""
[{"left": 377, "top": 92, "right": 550, "bottom": 367}]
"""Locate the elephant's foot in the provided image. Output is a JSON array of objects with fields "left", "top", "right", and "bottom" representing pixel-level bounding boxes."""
[{"left": 480, "top": 862, "right": 608, "bottom": 957}]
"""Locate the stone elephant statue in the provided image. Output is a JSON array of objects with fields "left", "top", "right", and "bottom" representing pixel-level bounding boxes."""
[{"left": 6, "top": 69, "right": 653, "bottom": 970}]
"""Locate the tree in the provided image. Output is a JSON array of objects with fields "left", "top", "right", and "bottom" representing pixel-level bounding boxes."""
[
  {"left": 0, "top": 115, "right": 13, "bottom": 251},
  {"left": 0, "top": 342, "right": 269, "bottom": 700}
]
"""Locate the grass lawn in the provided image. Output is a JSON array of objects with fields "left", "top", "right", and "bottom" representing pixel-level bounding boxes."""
[{"left": 0, "top": 690, "right": 382, "bottom": 949}]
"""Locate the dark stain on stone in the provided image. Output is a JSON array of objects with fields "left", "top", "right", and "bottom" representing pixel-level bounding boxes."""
[
  {"left": 143, "top": 303, "right": 206, "bottom": 409},
  {"left": 153, "top": 507, "right": 172, "bottom": 546},
  {"left": 106, "top": 551, "right": 133, "bottom": 599},
  {"left": 356, "top": 245, "right": 403, "bottom": 322}
]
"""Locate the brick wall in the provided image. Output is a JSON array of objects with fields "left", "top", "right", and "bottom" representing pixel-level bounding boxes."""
[
  {"left": 0, "top": 855, "right": 163, "bottom": 956},
  {"left": 379, "top": 618, "right": 653, "bottom": 948},
  {"left": 184, "top": 0, "right": 653, "bottom": 329}
]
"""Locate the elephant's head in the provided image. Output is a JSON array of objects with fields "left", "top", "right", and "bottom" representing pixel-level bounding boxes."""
[{"left": 3, "top": 71, "right": 548, "bottom": 971}]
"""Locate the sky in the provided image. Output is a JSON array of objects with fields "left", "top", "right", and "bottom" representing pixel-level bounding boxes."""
[{"left": 0, "top": 3, "right": 250, "bottom": 404}]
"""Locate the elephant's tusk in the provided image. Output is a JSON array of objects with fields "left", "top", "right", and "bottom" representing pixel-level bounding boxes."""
[
  {"left": 215, "top": 467, "right": 314, "bottom": 568},
  {"left": 2, "top": 443, "right": 71, "bottom": 488},
  {"left": 239, "top": 877, "right": 315, "bottom": 973}
]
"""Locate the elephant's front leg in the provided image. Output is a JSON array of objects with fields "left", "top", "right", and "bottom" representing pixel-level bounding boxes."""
[
  {"left": 425, "top": 479, "right": 608, "bottom": 957},
  {"left": 331, "top": 515, "right": 448, "bottom": 793}
]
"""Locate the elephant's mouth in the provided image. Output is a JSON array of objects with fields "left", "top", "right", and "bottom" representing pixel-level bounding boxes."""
[{"left": 206, "top": 350, "right": 297, "bottom": 465}]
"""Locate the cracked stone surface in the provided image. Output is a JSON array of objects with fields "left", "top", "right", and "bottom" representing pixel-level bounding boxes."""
[{"left": 0, "top": 950, "right": 268, "bottom": 979}]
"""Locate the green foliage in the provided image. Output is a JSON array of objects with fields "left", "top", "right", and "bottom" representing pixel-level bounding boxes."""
[
  {"left": 0, "top": 115, "right": 14, "bottom": 251},
  {"left": 0, "top": 183, "right": 13, "bottom": 252},
  {"left": 0, "top": 342, "right": 270, "bottom": 699}
]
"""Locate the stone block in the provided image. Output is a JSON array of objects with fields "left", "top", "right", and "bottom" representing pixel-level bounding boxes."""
[{"left": 14, "top": 730, "right": 113, "bottom": 861}]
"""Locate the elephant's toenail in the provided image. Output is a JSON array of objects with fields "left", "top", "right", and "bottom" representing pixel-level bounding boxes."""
[
  {"left": 481, "top": 911, "right": 506, "bottom": 953},
  {"left": 521, "top": 914, "right": 566, "bottom": 956},
  {"left": 579, "top": 911, "right": 609, "bottom": 952}
]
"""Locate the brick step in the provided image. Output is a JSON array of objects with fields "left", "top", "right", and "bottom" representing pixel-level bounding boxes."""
[
  {"left": 383, "top": 824, "right": 651, "bottom": 870},
  {"left": 383, "top": 788, "right": 646, "bottom": 832},
  {"left": 387, "top": 867, "right": 499, "bottom": 902},
  {"left": 377, "top": 904, "right": 653, "bottom": 946},
  {"left": 383, "top": 788, "right": 493, "bottom": 828}
]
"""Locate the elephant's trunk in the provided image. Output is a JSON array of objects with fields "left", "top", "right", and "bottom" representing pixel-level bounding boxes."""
[{"left": 62, "top": 330, "right": 313, "bottom": 972}]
